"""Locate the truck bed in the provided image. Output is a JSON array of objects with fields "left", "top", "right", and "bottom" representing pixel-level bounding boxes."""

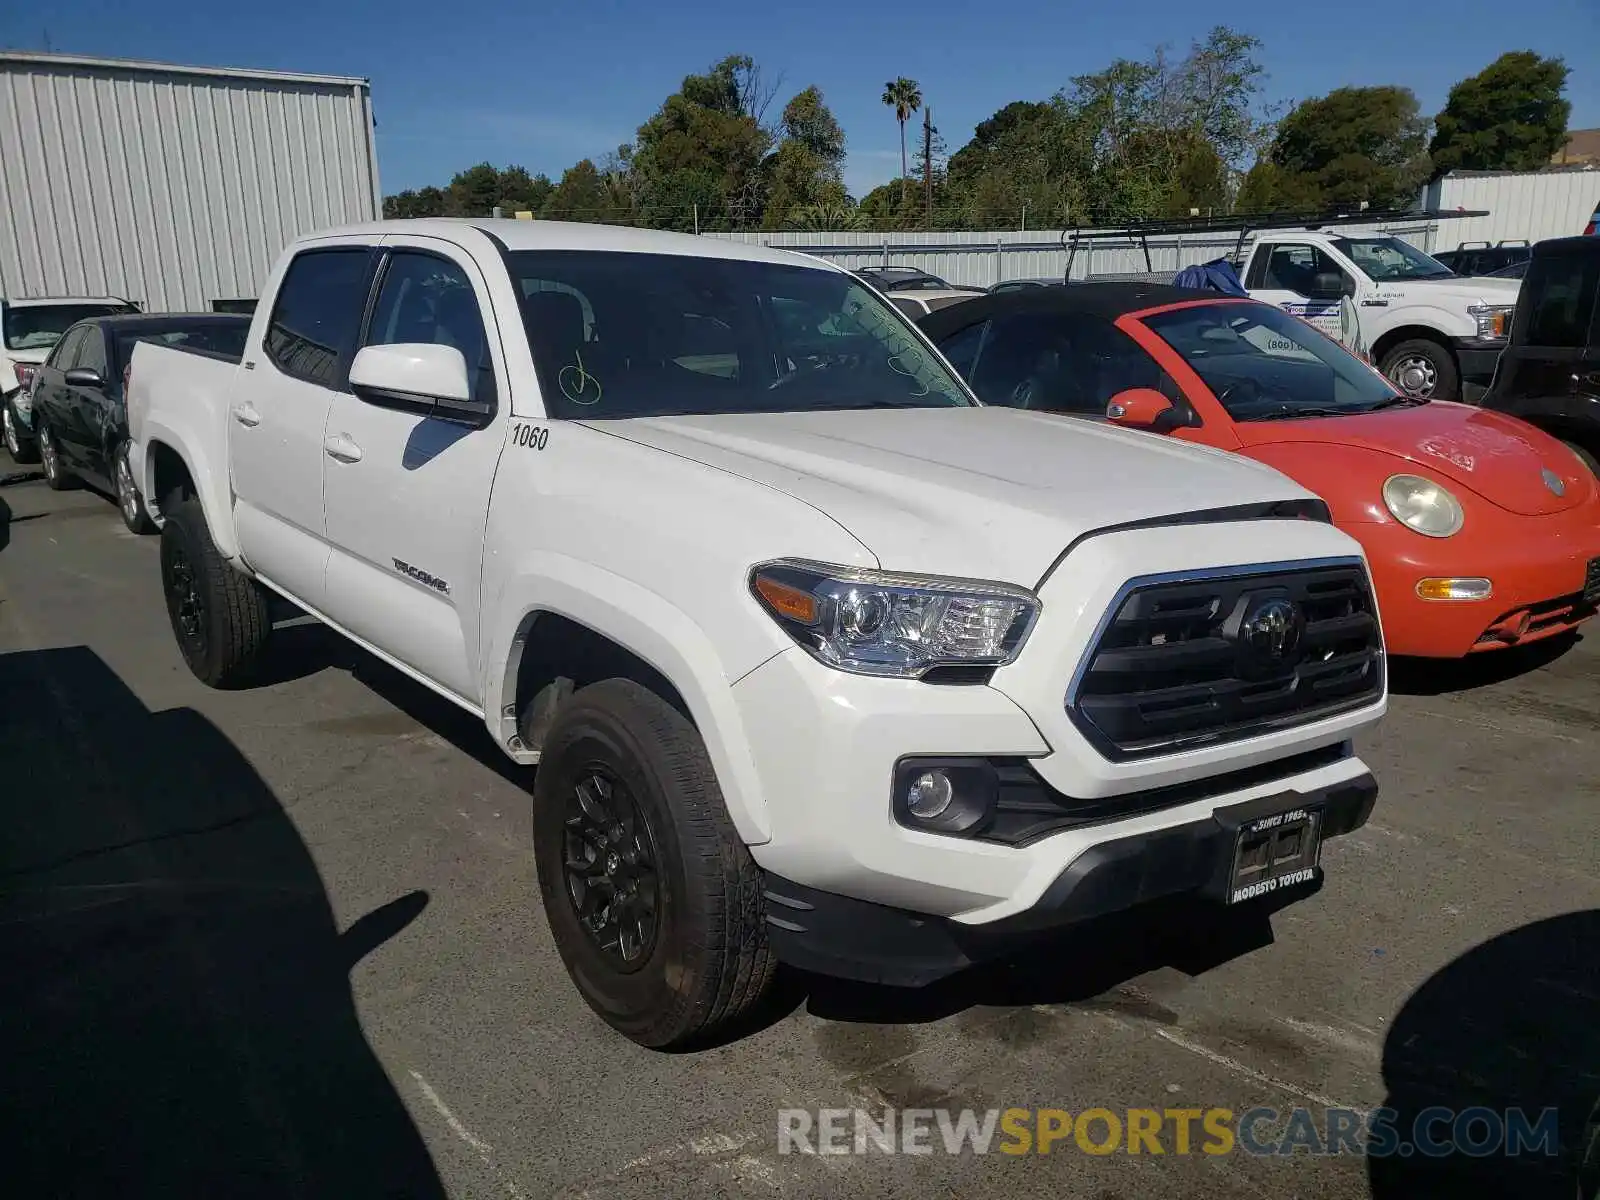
[{"left": 127, "top": 338, "right": 244, "bottom": 529}]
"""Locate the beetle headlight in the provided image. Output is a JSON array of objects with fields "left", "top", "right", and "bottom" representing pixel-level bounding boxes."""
[
  {"left": 1383, "top": 474, "right": 1464, "bottom": 538},
  {"left": 750, "top": 558, "right": 1040, "bottom": 677}
]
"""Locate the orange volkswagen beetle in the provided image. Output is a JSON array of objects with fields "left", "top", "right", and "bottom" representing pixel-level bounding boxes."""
[{"left": 919, "top": 283, "right": 1600, "bottom": 657}]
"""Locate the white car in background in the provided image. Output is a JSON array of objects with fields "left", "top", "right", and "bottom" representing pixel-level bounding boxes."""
[{"left": 3, "top": 295, "right": 139, "bottom": 460}]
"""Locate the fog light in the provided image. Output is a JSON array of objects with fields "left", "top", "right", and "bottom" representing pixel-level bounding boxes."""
[
  {"left": 1416, "top": 577, "right": 1493, "bottom": 601},
  {"left": 892, "top": 757, "right": 999, "bottom": 836},
  {"left": 906, "top": 771, "right": 954, "bottom": 819}
]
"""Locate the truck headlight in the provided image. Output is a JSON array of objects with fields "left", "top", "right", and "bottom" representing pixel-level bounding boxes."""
[
  {"left": 750, "top": 558, "right": 1040, "bottom": 678},
  {"left": 1467, "top": 303, "right": 1515, "bottom": 341},
  {"left": 1383, "top": 473, "right": 1464, "bottom": 538}
]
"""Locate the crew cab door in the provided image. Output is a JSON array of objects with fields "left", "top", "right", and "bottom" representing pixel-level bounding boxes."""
[
  {"left": 1245, "top": 241, "right": 1362, "bottom": 350},
  {"left": 319, "top": 236, "right": 507, "bottom": 707},
  {"left": 228, "top": 241, "right": 382, "bottom": 610}
]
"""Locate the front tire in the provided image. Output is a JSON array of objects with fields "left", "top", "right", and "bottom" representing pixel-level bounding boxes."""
[
  {"left": 1379, "top": 338, "right": 1459, "bottom": 402},
  {"left": 37, "top": 423, "right": 75, "bottom": 490},
  {"left": 532, "top": 679, "right": 775, "bottom": 1049},
  {"left": 114, "top": 440, "right": 156, "bottom": 534},
  {"left": 159, "top": 499, "right": 271, "bottom": 687}
]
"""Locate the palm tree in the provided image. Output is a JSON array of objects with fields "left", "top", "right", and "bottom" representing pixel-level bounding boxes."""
[{"left": 881, "top": 78, "right": 922, "bottom": 204}]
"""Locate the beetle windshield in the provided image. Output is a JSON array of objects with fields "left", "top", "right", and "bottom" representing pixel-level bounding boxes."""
[
  {"left": 503, "top": 251, "right": 977, "bottom": 419},
  {"left": 1141, "top": 302, "right": 1399, "bottom": 421}
]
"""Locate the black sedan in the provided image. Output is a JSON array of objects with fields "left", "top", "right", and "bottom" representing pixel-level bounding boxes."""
[{"left": 30, "top": 313, "right": 249, "bottom": 531}]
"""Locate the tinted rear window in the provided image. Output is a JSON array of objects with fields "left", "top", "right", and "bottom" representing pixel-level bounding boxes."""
[
  {"left": 263, "top": 248, "right": 375, "bottom": 388},
  {"left": 1519, "top": 251, "right": 1600, "bottom": 349},
  {"left": 116, "top": 321, "right": 249, "bottom": 369}
]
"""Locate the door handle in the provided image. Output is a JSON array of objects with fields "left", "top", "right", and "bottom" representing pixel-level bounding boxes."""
[
  {"left": 232, "top": 403, "right": 261, "bottom": 428},
  {"left": 324, "top": 433, "right": 363, "bottom": 463}
]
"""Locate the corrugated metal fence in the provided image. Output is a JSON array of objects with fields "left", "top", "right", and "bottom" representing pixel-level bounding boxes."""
[
  {"left": 707, "top": 221, "right": 1443, "bottom": 289},
  {"left": 0, "top": 52, "right": 381, "bottom": 309}
]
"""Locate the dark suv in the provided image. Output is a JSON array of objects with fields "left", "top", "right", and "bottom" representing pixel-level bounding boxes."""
[
  {"left": 1479, "top": 236, "right": 1600, "bottom": 471},
  {"left": 1433, "top": 241, "right": 1532, "bottom": 278}
]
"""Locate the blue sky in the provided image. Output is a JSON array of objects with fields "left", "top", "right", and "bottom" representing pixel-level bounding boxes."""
[{"left": 3, "top": 0, "right": 1597, "bottom": 200}]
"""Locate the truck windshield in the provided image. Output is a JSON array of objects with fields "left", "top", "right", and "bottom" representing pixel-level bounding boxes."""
[
  {"left": 503, "top": 250, "right": 977, "bottom": 419},
  {"left": 1330, "top": 237, "right": 1453, "bottom": 281},
  {"left": 4, "top": 303, "right": 137, "bottom": 351},
  {"left": 1142, "top": 302, "right": 1399, "bottom": 421}
]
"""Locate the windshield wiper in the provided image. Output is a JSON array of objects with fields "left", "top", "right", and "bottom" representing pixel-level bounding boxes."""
[
  {"left": 1364, "top": 394, "right": 1430, "bottom": 411},
  {"left": 1252, "top": 406, "right": 1349, "bottom": 421}
]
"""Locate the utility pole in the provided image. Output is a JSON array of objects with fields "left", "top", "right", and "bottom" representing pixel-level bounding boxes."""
[
  {"left": 693, "top": 202, "right": 699, "bottom": 236},
  {"left": 922, "top": 107, "right": 933, "bottom": 230}
]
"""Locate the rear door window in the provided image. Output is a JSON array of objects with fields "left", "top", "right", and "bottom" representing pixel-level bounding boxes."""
[{"left": 264, "top": 247, "right": 376, "bottom": 389}]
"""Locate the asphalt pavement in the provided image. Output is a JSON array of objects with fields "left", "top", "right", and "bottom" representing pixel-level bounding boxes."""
[{"left": 1, "top": 455, "right": 1596, "bottom": 1199}]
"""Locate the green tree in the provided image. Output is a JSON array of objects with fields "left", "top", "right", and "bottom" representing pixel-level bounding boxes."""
[
  {"left": 881, "top": 78, "right": 922, "bottom": 204},
  {"left": 383, "top": 185, "right": 446, "bottom": 218},
  {"left": 760, "top": 87, "right": 847, "bottom": 228},
  {"left": 1269, "top": 86, "right": 1431, "bottom": 208},
  {"left": 1429, "top": 51, "right": 1571, "bottom": 174},
  {"left": 627, "top": 54, "right": 775, "bottom": 230},
  {"left": 541, "top": 159, "right": 616, "bottom": 222}
]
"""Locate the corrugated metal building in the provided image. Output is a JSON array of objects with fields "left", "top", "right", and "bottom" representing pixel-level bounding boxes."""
[
  {"left": 709, "top": 219, "right": 1442, "bottom": 289},
  {"left": 0, "top": 51, "right": 381, "bottom": 310},
  {"left": 1422, "top": 167, "right": 1600, "bottom": 249}
]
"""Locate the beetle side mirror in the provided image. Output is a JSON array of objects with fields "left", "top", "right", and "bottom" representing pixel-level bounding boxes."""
[{"left": 1106, "top": 387, "right": 1179, "bottom": 433}]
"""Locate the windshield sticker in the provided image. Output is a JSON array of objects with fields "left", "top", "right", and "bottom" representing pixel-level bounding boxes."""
[{"left": 558, "top": 349, "right": 602, "bottom": 406}]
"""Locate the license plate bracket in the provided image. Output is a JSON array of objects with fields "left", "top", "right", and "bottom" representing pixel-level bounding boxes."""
[{"left": 1211, "top": 795, "right": 1324, "bottom": 905}]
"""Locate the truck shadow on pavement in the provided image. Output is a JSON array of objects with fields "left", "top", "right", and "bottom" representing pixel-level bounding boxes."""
[
  {"left": 1369, "top": 908, "right": 1600, "bottom": 1199},
  {"left": 0, "top": 645, "right": 447, "bottom": 1199},
  {"left": 794, "top": 890, "right": 1292, "bottom": 1030}
]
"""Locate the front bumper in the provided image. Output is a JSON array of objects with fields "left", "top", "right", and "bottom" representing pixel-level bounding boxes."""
[
  {"left": 734, "top": 519, "right": 1387, "bottom": 929},
  {"left": 1355, "top": 506, "right": 1600, "bottom": 657},
  {"left": 1451, "top": 336, "right": 1506, "bottom": 385},
  {"left": 763, "top": 770, "right": 1377, "bottom": 985}
]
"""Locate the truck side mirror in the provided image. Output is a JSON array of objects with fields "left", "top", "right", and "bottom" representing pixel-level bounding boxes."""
[
  {"left": 349, "top": 343, "right": 490, "bottom": 427},
  {"left": 1308, "top": 272, "right": 1348, "bottom": 300},
  {"left": 1106, "top": 387, "right": 1178, "bottom": 433}
]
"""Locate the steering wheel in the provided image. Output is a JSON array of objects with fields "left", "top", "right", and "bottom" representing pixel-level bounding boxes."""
[{"left": 1216, "top": 378, "right": 1262, "bottom": 410}]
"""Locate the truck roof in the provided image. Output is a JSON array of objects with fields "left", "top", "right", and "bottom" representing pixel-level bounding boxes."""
[{"left": 311, "top": 219, "right": 837, "bottom": 271}]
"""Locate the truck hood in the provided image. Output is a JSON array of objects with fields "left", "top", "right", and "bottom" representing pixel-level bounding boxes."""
[
  {"left": 1385, "top": 275, "right": 1520, "bottom": 305},
  {"left": 1235, "top": 401, "right": 1591, "bottom": 517},
  {"left": 588, "top": 407, "right": 1317, "bottom": 586},
  {"left": 3, "top": 346, "right": 51, "bottom": 367}
]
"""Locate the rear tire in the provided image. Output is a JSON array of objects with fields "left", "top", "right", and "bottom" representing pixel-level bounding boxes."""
[
  {"left": 114, "top": 440, "right": 156, "bottom": 534},
  {"left": 159, "top": 498, "right": 271, "bottom": 688},
  {"left": 532, "top": 678, "right": 774, "bottom": 1049},
  {"left": 1379, "top": 338, "right": 1459, "bottom": 402},
  {"left": 3, "top": 401, "right": 38, "bottom": 463},
  {"left": 37, "top": 423, "right": 75, "bottom": 490}
]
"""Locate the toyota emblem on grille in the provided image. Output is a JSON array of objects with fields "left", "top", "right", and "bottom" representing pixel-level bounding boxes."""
[
  {"left": 1543, "top": 467, "right": 1566, "bottom": 497},
  {"left": 1239, "top": 597, "right": 1304, "bottom": 665}
]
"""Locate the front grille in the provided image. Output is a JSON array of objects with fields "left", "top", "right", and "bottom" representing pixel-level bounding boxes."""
[{"left": 1067, "top": 560, "right": 1384, "bottom": 760}]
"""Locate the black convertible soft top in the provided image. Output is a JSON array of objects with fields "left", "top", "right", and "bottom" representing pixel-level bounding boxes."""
[{"left": 914, "top": 281, "right": 1228, "bottom": 340}]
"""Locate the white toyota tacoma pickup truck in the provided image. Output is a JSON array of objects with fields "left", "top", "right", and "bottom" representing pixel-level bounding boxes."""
[{"left": 129, "top": 219, "right": 1388, "bottom": 1048}]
